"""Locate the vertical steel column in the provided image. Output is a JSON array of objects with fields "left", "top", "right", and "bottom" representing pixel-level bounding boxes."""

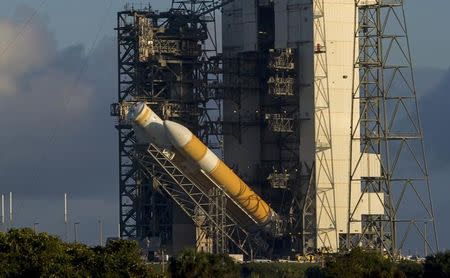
[
  {"left": 114, "top": 10, "right": 173, "bottom": 246},
  {"left": 348, "top": 0, "right": 438, "bottom": 257},
  {"left": 170, "top": 0, "right": 228, "bottom": 253}
]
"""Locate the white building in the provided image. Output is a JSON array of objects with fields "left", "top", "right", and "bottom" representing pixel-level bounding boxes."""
[{"left": 222, "top": 0, "right": 384, "bottom": 253}]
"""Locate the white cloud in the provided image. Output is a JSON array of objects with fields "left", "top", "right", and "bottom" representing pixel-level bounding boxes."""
[
  {"left": 0, "top": 18, "right": 55, "bottom": 95},
  {"left": 0, "top": 12, "right": 110, "bottom": 198},
  {"left": 0, "top": 6, "right": 117, "bottom": 245}
]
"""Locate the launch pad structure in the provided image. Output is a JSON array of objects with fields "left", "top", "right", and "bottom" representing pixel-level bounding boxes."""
[{"left": 111, "top": 0, "right": 438, "bottom": 259}]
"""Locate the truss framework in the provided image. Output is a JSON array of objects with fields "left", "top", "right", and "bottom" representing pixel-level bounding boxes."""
[
  {"left": 114, "top": 10, "right": 174, "bottom": 243},
  {"left": 262, "top": 49, "right": 301, "bottom": 235},
  {"left": 301, "top": 0, "right": 338, "bottom": 254},
  {"left": 113, "top": 1, "right": 227, "bottom": 252},
  {"left": 347, "top": 0, "right": 439, "bottom": 257},
  {"left": 136, "top": 144, "right": 270, "bottom": 256}
]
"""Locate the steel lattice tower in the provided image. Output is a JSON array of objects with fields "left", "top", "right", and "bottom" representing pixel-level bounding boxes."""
[
  {"left": 112, "top": 1, "right": 226, "bottom": 253},
  {"left": 347, "top": 0, "right": 439, "bottom": 257},
  {"left": 111, "top": 0, "right": 439, "bottom": 259},
  {"left": 113, "top": 6, "right": 173, "bottom": 246},
  {"left": 301, "top": 0, "right": 338, "bottom": 254}
]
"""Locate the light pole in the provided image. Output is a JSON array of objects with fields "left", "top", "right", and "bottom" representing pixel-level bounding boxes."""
[
  {"left": 162, "top": 249, "right": 166, "bottom": 275},
  {"left": 33, "top": 222, "right": 39, "bottom": 233},
  {"left": 64, "top": 193, "right": 68, "bottom": 241},
  {"left": 424, "top": 222, "right": 428, "bottom": 257},
  {"left": 9, "top": 192, "right": 12, "bottom": 228},
  {"left": 1, "top": 194, "right": 4, "bottom": 231},
  {"left": 74, "top": 222, "right": 80, "bottom": 243},
  {"left": 98, "top": 220, "right": 103, "bottom": 247}
]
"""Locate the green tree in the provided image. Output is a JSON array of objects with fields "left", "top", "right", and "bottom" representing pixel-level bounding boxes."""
[
  {"left": 169, "top": 248, "right": 239, "bottom": 278},
  {"left": 396, "top": 260, "right": 423, "bottom": 278},
  {"left": 321, "top": 248, "right": 396, "bottom": 278},
  {"left": 304, "top": 265, "right": 325, "bottom": 278},
  {"left": 242, "top": 262, "right": 314, "bottom": 278},
  {"left": 64, "top": 242, "right": 99, "bottom": 277},
  {"left": 423, "top": 251, "right": 450, "bottom": 278},
  {"left": 0, "top": 228, "right": 71, "bottom": 277},
  {"left": 94, "top": 239, "right": 156, "bottom": 278},
  {"left": 0, "top": 229, "right": 159, "bottom": 278}
]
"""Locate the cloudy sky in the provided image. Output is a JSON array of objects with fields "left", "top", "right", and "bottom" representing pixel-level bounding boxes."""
[{"left": 0, "top": 0, "right": 449, "bottom": 251}]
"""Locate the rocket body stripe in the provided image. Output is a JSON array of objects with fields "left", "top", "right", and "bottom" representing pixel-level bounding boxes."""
[
  {"left": 198, "top": 149, "right": 219, "bottom": 173},
  {"left": 164, "top": 120, "right": 273, "bottom": 224},
  {"left": 183, "top": 136, "right": 208, "bottom": 161},
  {"left": 135, "top": 105, "right": 153, "bottom": 126},
  {"left": 128, "top": 103, "right": 171, "bottom": 148},
  {"left": 129, "top": 104, "right": 277, "bottom": 226}
]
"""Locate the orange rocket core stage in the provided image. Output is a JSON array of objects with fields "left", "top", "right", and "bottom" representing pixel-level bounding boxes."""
[
  {"left": 164, "top": 120, "right": 274, "bottom": 224},
  {"left": 128, "top": 102, "right": 277, "bottom": 226}
]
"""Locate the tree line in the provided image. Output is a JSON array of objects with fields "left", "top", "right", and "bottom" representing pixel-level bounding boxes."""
[{"left": 0, "top": 228, "right": 449, "bottom": 277}]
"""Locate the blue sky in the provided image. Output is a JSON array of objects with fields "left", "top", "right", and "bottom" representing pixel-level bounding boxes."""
[
  {"left": 1, "top": 1, "right": 171, "bottom": 53},
  {"left": 1, "top": 0, "right": 450, "bottom": 69},
  {"left": 0, "top": 1, "right": 449, "bottom": 251}
]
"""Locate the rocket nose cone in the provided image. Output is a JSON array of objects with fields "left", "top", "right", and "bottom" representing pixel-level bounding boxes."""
[
  {"left": 163, "top": 120, "right": 192, "bottom": 148},
  {"left": 127, "top": 102, "right": 146, "bottom": 121}
]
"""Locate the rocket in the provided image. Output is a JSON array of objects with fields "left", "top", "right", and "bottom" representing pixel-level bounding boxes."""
[
  {"left": 126, "top": 102, "right": 171, "bottom": 148},
  {"left": 128, "top": 102, "right": 277, "bottom": 226},
  {"left": 127, "top": 102, "right": 201, "bottom": 175},
  {"left": 163, "top": 120, "right": 277, "bottom": 225}
]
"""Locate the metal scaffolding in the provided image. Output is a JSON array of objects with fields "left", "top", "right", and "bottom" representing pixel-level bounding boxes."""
[
  {"left": 221, "top": 53, "right": 261, "bottom": 143},
  {"left": 297, "top": 0, "right": 338, "bottom": 254},
  {"left": 313, "top": 0, "right": 338, "bottom": 254},
  {"left": 112, "top": 1, "right": 227, "bottom": 252},
  {"left": 220, "top": 2, "right": 302, "bottom": 256},
  {"left": 136, "top": 143, "right": 267, "bottom": 256},
  {"left": 111, "top": 0, "right": 437, "bottom": 259},
  {"left": 347, "top": 0, "right": 439, "bottom": 257},
  {"left": 113, "top": 8, "right": 173, "bottom": 244},
  {"left": 263, "top": 48, "right": 301, "bottom": 223},
  {"left": 265, "top": 49, "right": 297, "bottom": 139}
]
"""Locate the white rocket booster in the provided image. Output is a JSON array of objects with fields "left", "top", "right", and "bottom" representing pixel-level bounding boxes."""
[
  {"left": 128, "top": 102, "right": 199, "bottom": 174},
  {"left": 127, "top": 102, "right": 171, "bottom": 148}
]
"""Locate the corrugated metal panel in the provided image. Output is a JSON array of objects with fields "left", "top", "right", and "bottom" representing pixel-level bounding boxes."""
[
  {"left": 287, "top": 1, "right": 302, "bottom": 44},
  {"left": 242, "top": 0, "right": 257, "bottom": 52},
  {"left": 275, "top": 0, "right": 311, "bottom": 49},
  {"left": 222, "top": 1, "right": 242, "bottom": 52},
  {"left": 359, "top": 152, "right": 382, "bottom": 178},
  {"left": 360, "top": 193, "right": 385, "bottom": 216},
  {"left": 222, "top": 0, "right": 257, "bottom": 53},
  {"left": 274, "top": 0, "right": 288, "bottom": 49}
]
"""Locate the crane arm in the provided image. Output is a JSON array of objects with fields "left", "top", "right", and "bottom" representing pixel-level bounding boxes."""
[{"left": 196, "top": 0, "right": 235, "bottom": 17}]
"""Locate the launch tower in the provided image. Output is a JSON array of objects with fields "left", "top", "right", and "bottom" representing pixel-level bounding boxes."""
[{"left": 112, "top": 0, "right": 438, "bottom": 258}]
